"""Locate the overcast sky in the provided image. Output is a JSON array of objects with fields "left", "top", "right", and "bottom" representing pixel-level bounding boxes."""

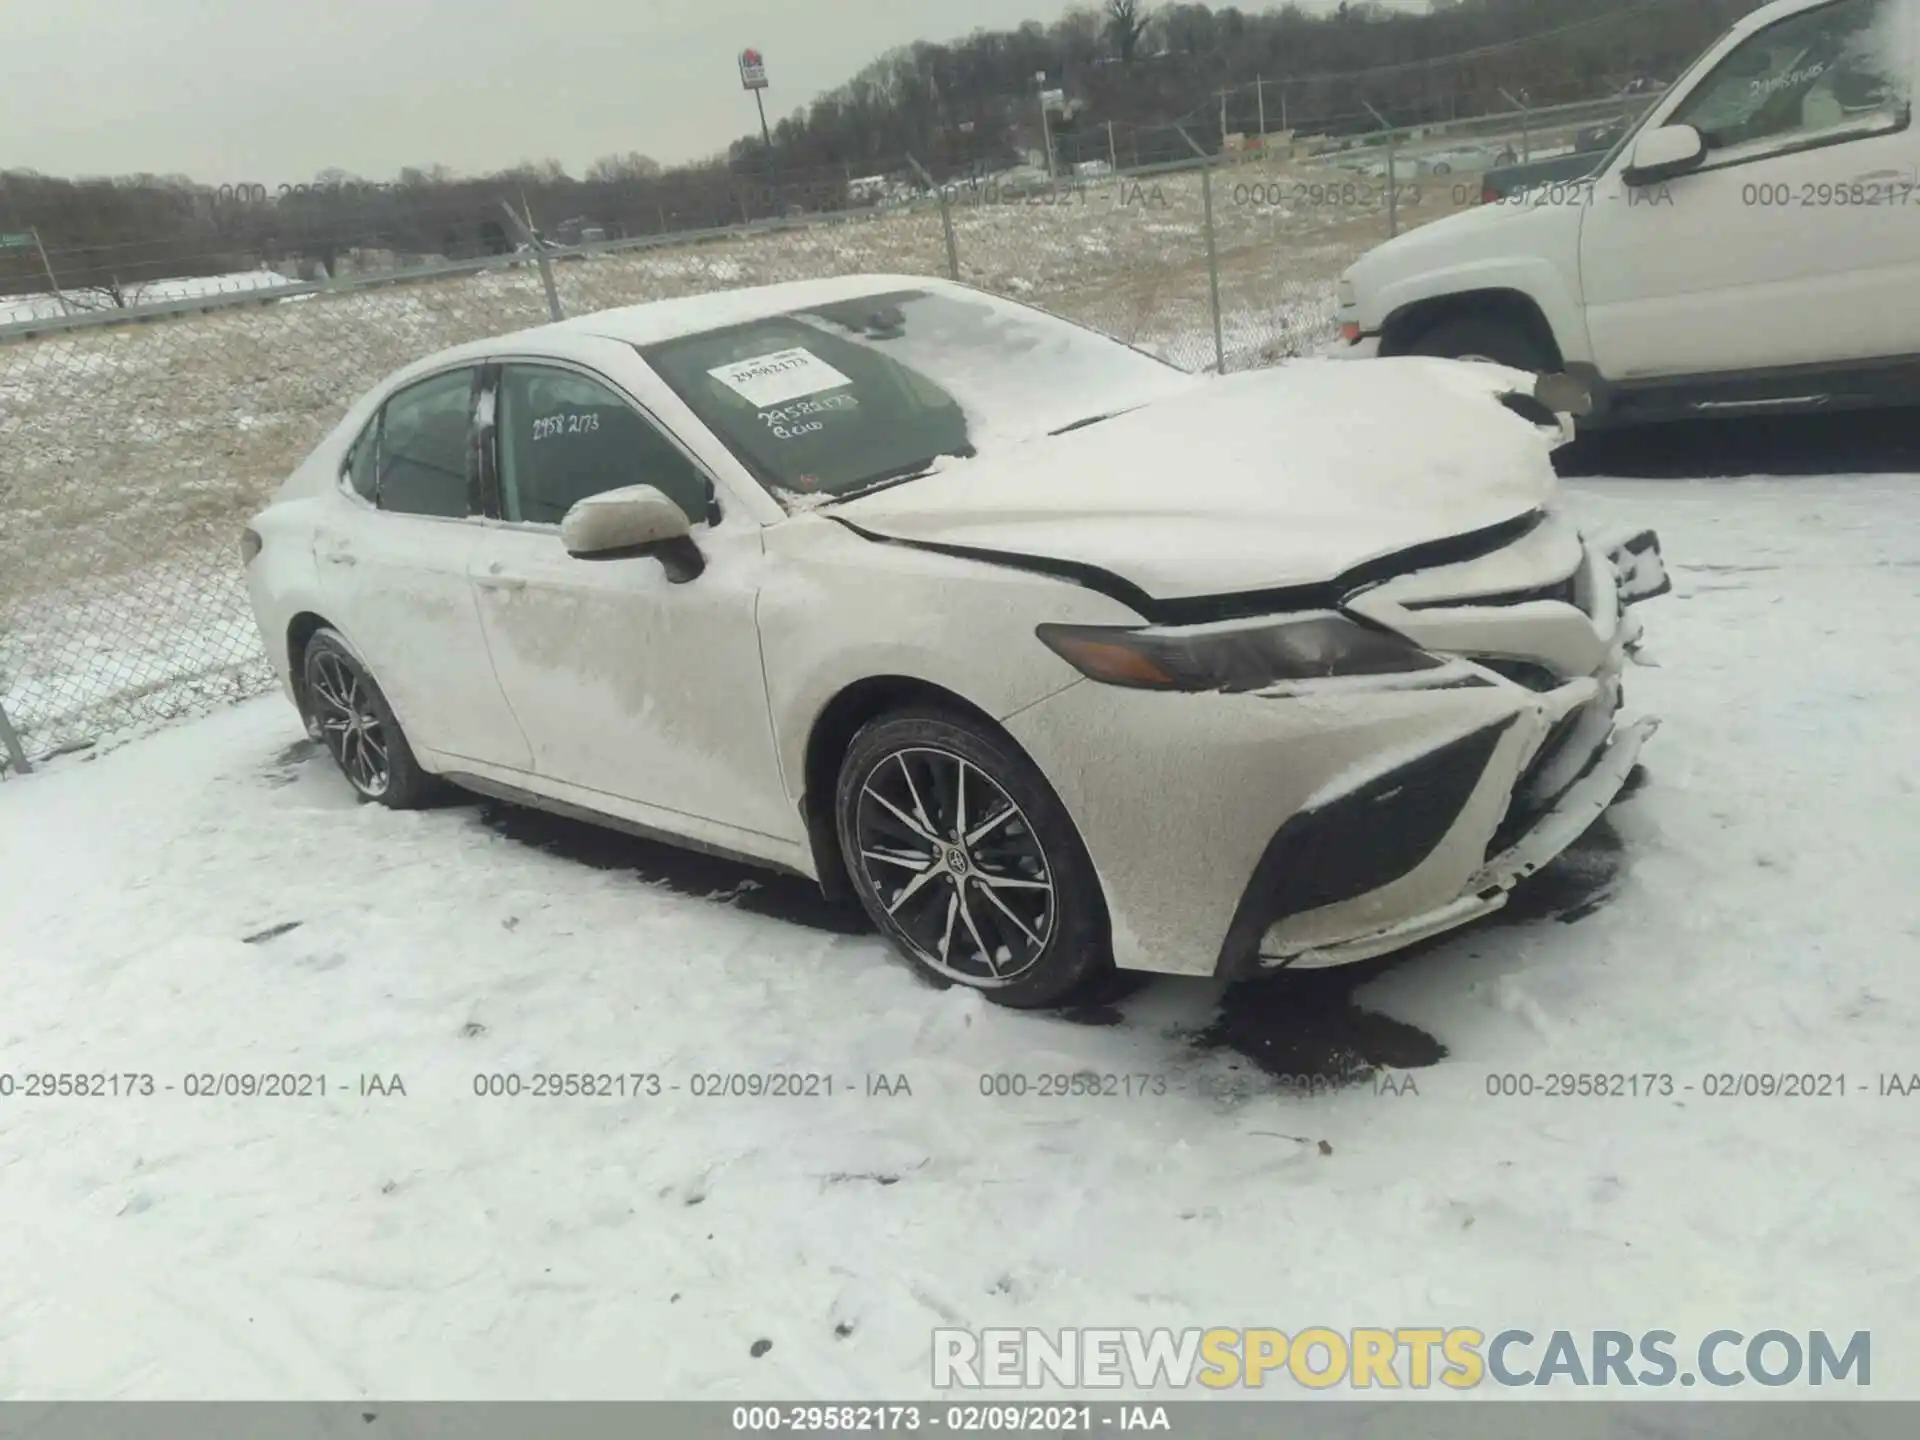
[{"left": 2, "top": 0, "right": 1408, "bottom": 185}]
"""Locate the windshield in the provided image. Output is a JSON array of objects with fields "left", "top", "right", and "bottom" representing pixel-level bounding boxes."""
[{"left": 638, "top": 288, "right": 1196, "bottom": 508}]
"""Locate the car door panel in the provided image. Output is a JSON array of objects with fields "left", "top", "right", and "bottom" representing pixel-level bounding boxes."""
[
  {"left": 1580, "top": 132, "right": 1919, "bottom": 379},
  {"left": 313, "top": 510, "right": 532, "bottom": 769},
  {"left": 469, "top": 524, "right": 797, "bottom": 842},
  {"left": 467, "top": 360, "right": 797, "bottom": 844},
  {"left": 310, "top": 367, "right": 533, "bottom": 771}
]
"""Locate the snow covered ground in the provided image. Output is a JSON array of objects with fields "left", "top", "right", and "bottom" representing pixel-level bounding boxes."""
[
  {"left": 0, "top": 270, "right": 293, "bottom": 326},
  {"left": 3, "top": 466, "right": 1918, "bottom": 1401}
]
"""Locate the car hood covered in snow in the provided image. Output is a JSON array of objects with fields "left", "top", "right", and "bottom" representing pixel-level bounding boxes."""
[{"left": 833, "top": 357, "right": 1564, "bottom": 602}]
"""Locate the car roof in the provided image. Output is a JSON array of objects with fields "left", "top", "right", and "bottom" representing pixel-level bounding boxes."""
[
  {"left": 1735, "top": 0, "right": 1870, "bottom": 33},
  {"left": 415, "top": 273, "right": 970, "bottom": 374}
]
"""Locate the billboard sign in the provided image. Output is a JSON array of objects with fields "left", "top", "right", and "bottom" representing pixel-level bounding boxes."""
[{"left": 739, "top": 48, "right": 769, "bottom": 90}]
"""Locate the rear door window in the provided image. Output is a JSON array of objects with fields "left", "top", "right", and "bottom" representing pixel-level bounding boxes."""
[{"left": 376, "top": 369, "right": 479, "bottom": 518}]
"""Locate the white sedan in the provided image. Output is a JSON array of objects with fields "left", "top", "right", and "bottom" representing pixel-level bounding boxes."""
[{"left": 242, "top": 275, "right": 1669, "bottom": 1008}]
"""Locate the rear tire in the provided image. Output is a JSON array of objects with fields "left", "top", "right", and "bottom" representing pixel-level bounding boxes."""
[
  {"left": 1407, "top": 313, "right": 1551, "bottom": 372},
  {"left": 302, "top": 628, "right": 437, "bottom": 809},
  {"left": 835, "top": 708, "right": 1113, "bottom": 1010}
]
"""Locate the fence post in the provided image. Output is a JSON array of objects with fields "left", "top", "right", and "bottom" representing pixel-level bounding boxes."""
[
  {"left": 1174, "top": 123, "right": 1226, "bottom": 376},
  {"left": 0, "top": 699, "right": 30, "bottom": 776},
  {"left": 1501, "top": 89, "right": 1532, "bottom": 163},
  {"left": 1201, "top": 165, "right": 1224, "bottom": 373},
  {"left": 1365, "top": 103, "right": 1399, "bottom": 240},
  {"left": 30, "top": 228, "right": 73, "bottom": 317},
  {"left": 500, "top": 199, "right": 564, "bottom": 322},
  {"left": 906, "top": 155, "right": 960, "bottom": 281},
  {"left": 1386, "top": 130, "right": 1400, "bottom": 237}
]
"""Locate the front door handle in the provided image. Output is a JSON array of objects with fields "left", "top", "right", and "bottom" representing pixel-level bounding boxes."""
[{"left": 476, "top": 576, "right": 526, "bottom": 593}]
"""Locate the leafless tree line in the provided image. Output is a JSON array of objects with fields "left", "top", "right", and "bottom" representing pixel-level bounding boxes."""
[{"left": 0, "top": 0, "right": 1759, "bottom": 304}]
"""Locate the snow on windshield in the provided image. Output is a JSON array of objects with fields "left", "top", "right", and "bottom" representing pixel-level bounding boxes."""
[
  {"left": 790, "top": 289, "right": 1199, "bottom": 457},
  {"left": 1860, "top": 0, "right": 1915, "bottom": 105}
]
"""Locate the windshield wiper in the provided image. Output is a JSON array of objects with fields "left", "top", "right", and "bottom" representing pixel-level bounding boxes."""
[
  {"left": 822, "top": 464, "right": 941, "bottom": 505},
  {"left": 1048, "top": 404, "right": 1144, "bottom": 437}
]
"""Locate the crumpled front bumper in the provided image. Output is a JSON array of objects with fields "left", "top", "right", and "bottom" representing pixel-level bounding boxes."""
[
  {"left": 1232, "top": 528, "right": 1670, "bottom": 975},
  {"left": 1251, "top": 714, "right": 1656, "bottom": 971},
  {"left": 1003, "top": 522, "right": 1670, "bottom": 980}
]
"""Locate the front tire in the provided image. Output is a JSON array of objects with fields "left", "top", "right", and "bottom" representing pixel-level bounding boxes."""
[
  {"left": 835, "top": 709, "right": 1112, "bottom": 1010},
  {"left": 1407, "top": 313, "right": 1551, "bottom": 372},
  {"left": 302, "top": 628, "right": 436, "bottom": 809}
]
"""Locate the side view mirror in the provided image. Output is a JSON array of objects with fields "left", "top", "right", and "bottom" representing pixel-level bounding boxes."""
[
  {"left": 560, "top": 485, "right": 704, "bottom": 581},
  {"left": 1621, "top": 123, "right": 1706, "bottom": 186}
]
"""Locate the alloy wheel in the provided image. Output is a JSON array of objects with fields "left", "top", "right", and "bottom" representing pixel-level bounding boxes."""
[
  {"left": 853, "top": 746, "right": 1056, "bottom": 986},
  {"left": 309, "top": 652, "right": 391, "bottom": 798}
]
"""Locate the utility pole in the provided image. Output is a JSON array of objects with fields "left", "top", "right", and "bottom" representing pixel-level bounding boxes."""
[
  {"left": 753, "top": 89, "right": 782, "bottom": 214},
  {"left": 1108, "top": 119, "right": 1119, "bottom": 174},
  {"left": 1256, "top": 76, "right": 1266, "bottom": 140},
  {"left": 739, "top": 48, "right": 783, "bottom": 216},
  {"left": 1219, "top": 88, "right": 1230, "bottom": 148}
]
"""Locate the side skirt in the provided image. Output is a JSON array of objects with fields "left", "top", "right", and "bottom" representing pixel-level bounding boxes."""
[
  {"left": 439, "top": 769, "right": 821, "bottom": 884},
  {"left": 1572, "top": 354, "right": 1920, "bottom": 429}
]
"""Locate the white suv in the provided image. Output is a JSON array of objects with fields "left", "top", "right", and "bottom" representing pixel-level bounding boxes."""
[{"left": 1336, "top": 0, "right": 1920, "bottom": 426}]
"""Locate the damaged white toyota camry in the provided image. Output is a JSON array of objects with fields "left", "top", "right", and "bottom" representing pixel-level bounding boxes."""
[{"left": 242, "top": 275, "right": 1670, "bottom": 1008}]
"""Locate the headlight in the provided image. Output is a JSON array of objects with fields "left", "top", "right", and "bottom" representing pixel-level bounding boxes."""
[
  {"left": 1036, "top": 614, "right": 1443, "bottom": 693},
  {"left": 240, "top": 528, "right": 262, "bottom": 565},
  {"left": 1337, "top": 277, "right": 1357, "bottom": 308}
]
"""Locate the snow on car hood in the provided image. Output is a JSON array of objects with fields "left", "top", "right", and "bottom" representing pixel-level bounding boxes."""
[{"left": 833, "top": 357, "right": 1562, "bottom": 601}]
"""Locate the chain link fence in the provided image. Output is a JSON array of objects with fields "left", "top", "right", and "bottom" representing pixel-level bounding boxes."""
[{"left": 0, "top": 100, "right": 1630, "bottom": 773}]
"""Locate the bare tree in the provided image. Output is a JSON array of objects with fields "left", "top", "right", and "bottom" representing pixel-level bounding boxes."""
[
  {"left": 1105, "top": 0, "right": 1150, "bottom": 62},
  {"left": 586, "top": 152, "right": 662, "bottom": 183}
]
